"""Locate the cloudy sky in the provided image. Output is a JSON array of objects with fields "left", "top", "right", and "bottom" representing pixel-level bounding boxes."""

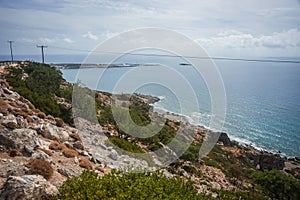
[{"left": 0, "top": 0, "right": 300, "bottom": 58}]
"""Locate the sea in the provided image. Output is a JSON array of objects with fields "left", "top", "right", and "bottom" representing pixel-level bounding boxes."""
[{"left": 1, "top": 54, "right": 299, "bottom": 158}]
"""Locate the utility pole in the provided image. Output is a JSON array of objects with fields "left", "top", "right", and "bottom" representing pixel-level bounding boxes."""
[
  {"left": 37, "top": 45, "right": 47, "bottom": 63},
  {"left": 7, "top": 40, "right": 14, "bottom": 63}
]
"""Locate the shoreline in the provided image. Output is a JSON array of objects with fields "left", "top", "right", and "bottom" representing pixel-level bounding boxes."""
[
  {"left": 149, "top": 98, "right": 297, "bottom": 160},
  {"left": 57, "top": 66, "right": 298, "bottom": 160}
]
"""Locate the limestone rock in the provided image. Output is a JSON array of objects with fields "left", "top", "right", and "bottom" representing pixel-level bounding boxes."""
[
  {"left": 0, "top": 175, "right": 58, "bottom": 200},
  {"left": 1, "top": 114, "right": 18, "bottom": 129},
  {"left": 38, "top": 123, "right": 69, "bottom": 142},
  {"left": 57, "top": 167, "right": 82, "bottom": 178},
  {"left": 0, "top": 128, "right": 40, "bottom": 157},
  {"left": 73, "top": 141, "right": 84, "bottom": 150},
  {"left": 108, "top": 150, "right": 118, "bottom": 161}
]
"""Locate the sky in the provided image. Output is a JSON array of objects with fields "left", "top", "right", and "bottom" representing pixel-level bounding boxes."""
[{"left": 0, "top": 0, "right": 300, "bottom": 59}]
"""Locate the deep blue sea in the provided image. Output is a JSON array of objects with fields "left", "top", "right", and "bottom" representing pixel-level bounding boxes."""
[{"left": 1, "top": 54, "right": 299, "bottom": 157}]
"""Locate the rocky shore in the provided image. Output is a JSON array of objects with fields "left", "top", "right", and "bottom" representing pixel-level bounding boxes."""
[{"left": 0, "top": 62, "right": 299, "bottom": 199}]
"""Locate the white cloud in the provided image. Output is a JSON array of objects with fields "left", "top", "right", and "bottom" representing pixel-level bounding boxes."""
[
  {"left": 196, "top": 29, "right": 300, "bottom": 49},
  {"left": 101, "top": 31, "right": 123, "bottom": 40},
  {"left": 38, "top": 37, "right": 57, "bottom": 44},
  {"left": 83, "top": 31, "right": 98, "bottom": 40},
  {"left": 1, "top": 0, "right": 300, "bottom": 57},
  {"left": 63, "top": 38, "right": 75, "bottom": 43}
]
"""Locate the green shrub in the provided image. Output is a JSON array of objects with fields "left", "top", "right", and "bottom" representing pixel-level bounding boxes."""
[
  {"left": 108, "top": 137, "right": 143, "bottom": 153},
  {"left": 180, "top": 144, "right": 201, "bottom": 162},
  {"left": 183, "top": 165, "right": 202, "bottom": 177},
  {"left": 204, "top": 158, "right": 221, "bottom": 169},
  {"left": 251, "top": 170, "right": 300, "bottom": 200},
  {"left": 215, "top": 189, "right": 267, "bottom": 200},
  {"left": 55, "top": 170, "right": 213, "bottom": 200},
  {"left": 5, "top": 62, "right": 73, "bottom": 124}
]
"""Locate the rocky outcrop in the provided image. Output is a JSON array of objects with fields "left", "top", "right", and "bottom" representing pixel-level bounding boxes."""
[
  {"left": 246, "top": 152, "right": 285, "bottom": 170},
  {"left": 218, "top": 132, "right": 232, "bottom": 147},
  {"left": 0, "top": 128, "right": 41, "bottom": 156},
  {"left": 258, "top": 153, "right": 285, "bottom": 170},
  {"left": 0, "top": 175, "right": 57, "bottom": 200},
  {"left": 1, "top": 114, "right": 18, "bottom": 129}
]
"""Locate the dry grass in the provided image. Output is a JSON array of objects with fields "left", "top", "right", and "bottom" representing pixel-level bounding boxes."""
[
  {"left": 79, "top": 157, "right": 93, "bottom": 170},
  {"left": 55, "top": 118, "right": 64, "bottom": 127},
  {"left": 37, "top": 111, "right": 46, "bottom": 119},
  {"left": 9, "top": 149, "right": 20, "bottom": 157},
  {"left": 62, "top": 148, "right": 78, "bottom": 158},
  {"left": 69, "top": 133, "right": 82, "bottom": 142},
  {"left": 49, "top": 141, "right": 65, "bottom": 151},
  {"left": 0, "top": 99, "right": 9, "bottom": 115},
  {"left": 26, "top": 158, "right": 54, "bottom": 180},
  {"left": 36, "top": 147, "right": 53, "bottom": 156}
]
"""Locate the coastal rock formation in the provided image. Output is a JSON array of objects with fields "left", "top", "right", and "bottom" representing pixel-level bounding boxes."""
[
  {"left": 1, "top": 62, "right": 299, "bottom": 199},
  {"left": 258, "top": 153, "right": 285, "bottom": 170},
  {"left": 245, "top": 151, "right": 285, "bottom": 170},
  {"left": 218, "top": 132, "right": 232, "bottom": 146}
]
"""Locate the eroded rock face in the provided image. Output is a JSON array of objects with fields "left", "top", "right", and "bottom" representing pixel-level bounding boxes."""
[{"left": 0, "top": 175, "right": 58, "bottom": 200}]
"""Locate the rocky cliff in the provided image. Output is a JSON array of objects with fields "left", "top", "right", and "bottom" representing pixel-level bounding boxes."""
[{"left": 0, "top": 78, "right": 148, "bottom": 199}]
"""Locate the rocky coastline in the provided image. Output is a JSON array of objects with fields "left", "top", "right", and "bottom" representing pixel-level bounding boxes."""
[{"left": 0, "top": 62, "right": 299, "bottom": 199}]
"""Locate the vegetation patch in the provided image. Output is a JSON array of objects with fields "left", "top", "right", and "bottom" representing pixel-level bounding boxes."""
[
  {"left": 55, "top": 170, "right": 213, "bottom": 200},
  {"left": 108, "top": 137, "right": 144, "bottom": 153},
  {"left": 5, "top": 62, "right": 73, "bottom": 124},
  {"left": 251, "top": 170, "right": 300, "bottom": 200}
]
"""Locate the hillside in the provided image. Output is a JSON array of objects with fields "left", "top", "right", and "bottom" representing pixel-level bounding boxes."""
[{"left": 0, "top": 62, "right": 300, "bottom": 199}]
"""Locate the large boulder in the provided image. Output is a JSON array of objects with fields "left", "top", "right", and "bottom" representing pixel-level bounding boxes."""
[
  {"left": 38, "top": 123, "right": 69, "bottom": 142},
  {"left": 0, "top": 128, "right": 41, "bottom": 156},
  {"left": 0, "top": 175, "right": 57, "bottom": 200},
  {"left": 1, "top": 114, "right": 18, "bottom": 129},
  {"left": 218, "top": 132, "right": 232, "bottom": 147}
]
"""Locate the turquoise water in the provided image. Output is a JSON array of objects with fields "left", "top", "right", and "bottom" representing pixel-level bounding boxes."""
[{"left": 60, "top": 59, "right": 300, "bottom": 158}]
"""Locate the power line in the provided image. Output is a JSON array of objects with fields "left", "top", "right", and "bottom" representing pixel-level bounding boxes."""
[
  {"left": 5, "top": 42, "right": 300, "bottom": 64},
  {"left": 7, "top": 40, "right": 14, "bottom": 62},
  {"left": 37, "top": 45, "right": 47, "bottom": 63},
  {"left": 48, "top": 45, "right": 300, "bottom": 64}
]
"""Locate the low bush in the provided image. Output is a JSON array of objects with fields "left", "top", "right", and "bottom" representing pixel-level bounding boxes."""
[
  {"left": 108, "top": 137, "right": 143, "bottom": 153},
  {"left": 180, "top": 144, "right": 201, "bottom": 162},
  {"left": 55, "top": 170, "right": 213, "bottom": 200},
  {"left": 251, "top": 170, "right": 300, "bottom": 200}
]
